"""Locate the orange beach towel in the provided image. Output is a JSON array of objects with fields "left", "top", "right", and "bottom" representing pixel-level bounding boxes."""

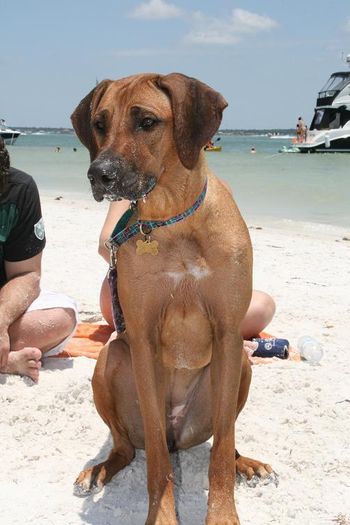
[
  {"left": 53, "top": 323, "right": 113, "bottom": 359},
  {"left": 50, "top": 323, "right": 300, "bottom": 362}
]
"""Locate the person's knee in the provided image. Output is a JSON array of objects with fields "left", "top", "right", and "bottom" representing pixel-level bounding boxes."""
[
  {"left": 253, "top": 291, "right": 276, "bottom": 325},
  {"left": 240, "top": 291, "right": 276, "bottom": 339},
  {"left": 8, "top": 307, "right": 77, "bottom": 352},
  {"left": 59, "top": 307, "right": 77, "bottom": 336},
  {"left": 100, "top": 276, "right": 114, "bottom": 327}
]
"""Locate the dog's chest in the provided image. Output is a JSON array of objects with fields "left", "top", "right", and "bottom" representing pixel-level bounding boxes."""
[
  {"left": 159, "top": 257, "right": 213, "bottom": 370},
  {"left": 121, "top": 239, "right": 214, "bottom": 369},
  {"left": 165, "top": 261, "right": 211, "bottom": 285}
]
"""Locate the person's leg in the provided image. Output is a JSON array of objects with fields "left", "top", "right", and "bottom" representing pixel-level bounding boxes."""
[
  {"left": 240, "top": 290, "right": 276, "bottom": 340},
  {"left": 2, "top": 302, "right": 77, "bottom": 382},
  {"left": 100, "top": 275, "right": 114, "bottom": 328},
  {"left": 9, "top": 307, "right": 77, "bottom": 353},
  {"left": 0, "top": 291, "right": 78, "bottom": 382}
]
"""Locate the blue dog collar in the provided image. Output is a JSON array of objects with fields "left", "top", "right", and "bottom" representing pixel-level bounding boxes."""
[{"left": 106, "top": 179, "right": 208, "bottom": 252}]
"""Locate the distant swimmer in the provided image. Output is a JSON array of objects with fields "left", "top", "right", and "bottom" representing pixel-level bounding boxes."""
[
  {"left": 54, "top": 146, "right": 61, "bottom": 153},
  {"left": 250, "top": 147, "right": 256, "bottom": 154},
  {"left": 73, "top": 147, "right": 77, "bottom": 152}
]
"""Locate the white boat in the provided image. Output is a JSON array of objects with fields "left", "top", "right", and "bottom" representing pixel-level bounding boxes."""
[
  {"left": 269, "top": 133, "right": 294, "bottom": 139},
  {"left": 298, "top": 55, "right": 350, "bottom": 153},
  {"left": 0, "top": 119, "right": 21, "bottom": 145}
]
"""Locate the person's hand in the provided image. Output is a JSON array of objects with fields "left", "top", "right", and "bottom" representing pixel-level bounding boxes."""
[
  {"left": 0, "top": 328, "right": 10, "bottom": 369},
  {"left": 243, "top": 340, "right": 258, "bottom": 364}
]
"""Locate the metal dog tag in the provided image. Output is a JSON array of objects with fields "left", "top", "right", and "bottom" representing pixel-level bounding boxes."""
[{"left": 136, "top": 238, "right": 159, "bottom": 256}]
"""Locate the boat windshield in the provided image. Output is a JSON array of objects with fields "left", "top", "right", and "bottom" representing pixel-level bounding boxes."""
[
  {"left": 319, "top": 73, "right": 350, "bottom": 97},
  {"left": 310, "top": 107, "right": 350, "bottom": 130}
]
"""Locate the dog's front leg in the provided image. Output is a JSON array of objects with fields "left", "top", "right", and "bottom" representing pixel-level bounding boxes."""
[
  {"left": 130, "top": 339, "right": 178, "bottom": 525},
  {"left": 206, "top": 330, "right": 243, "bottom": 525}
]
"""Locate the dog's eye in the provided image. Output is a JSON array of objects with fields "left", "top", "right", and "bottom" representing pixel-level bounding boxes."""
[
  {"left": 140, "top": 117, "right": 157, "bottom": 130},
  {"left": 94, "top": 121, "right": 105, "bottom": 132}
]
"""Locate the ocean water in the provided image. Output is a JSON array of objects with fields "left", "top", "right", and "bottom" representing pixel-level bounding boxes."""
[{"left": 7, "top": 133, "right": 350, "bottom": 228}]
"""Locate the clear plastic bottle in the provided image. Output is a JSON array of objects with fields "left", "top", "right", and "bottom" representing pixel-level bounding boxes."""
[{"left": 297, "top": 336, "right": 323, "bottom": 364}]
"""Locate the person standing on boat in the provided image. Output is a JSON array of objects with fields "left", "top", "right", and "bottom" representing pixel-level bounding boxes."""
[{"left": 296, "top": 116, "right": 306, "bottom": 143}]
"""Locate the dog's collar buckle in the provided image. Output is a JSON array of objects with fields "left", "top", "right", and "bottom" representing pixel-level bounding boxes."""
[{"left": 139, "top": 223, "right": 153, "bottom": 236}]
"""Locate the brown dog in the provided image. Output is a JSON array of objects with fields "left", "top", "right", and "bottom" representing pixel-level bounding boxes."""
[{"left": 71, "top": 73, "right": 273, "bottom": 525}]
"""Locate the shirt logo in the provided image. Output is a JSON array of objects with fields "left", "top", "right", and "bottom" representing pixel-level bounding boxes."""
[{"left": 34, "top": 218, "right": 45, "bottom": 240}]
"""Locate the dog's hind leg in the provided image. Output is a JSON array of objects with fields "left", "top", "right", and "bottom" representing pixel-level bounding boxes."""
[
  {"left": 74, "top": 435, "right": 135, "bottom": 496},
  {"left": 74, "top": 339, "right": 136, "bottom": 496}
]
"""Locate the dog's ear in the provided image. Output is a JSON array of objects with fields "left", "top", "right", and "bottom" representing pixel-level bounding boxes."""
[
  {"left": 71, "top": 80, "right": 112, "bottom": 161},
  {"left": 157, "top": 73, "right": 228, "bottom": 170}
]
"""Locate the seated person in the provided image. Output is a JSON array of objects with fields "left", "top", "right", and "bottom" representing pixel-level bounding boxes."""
[
  {"left": 0, "top": 138, "right": 78, "bottom": 382},
  {"left": 97, "top": 198, "right": 276, "bottom": 349}
]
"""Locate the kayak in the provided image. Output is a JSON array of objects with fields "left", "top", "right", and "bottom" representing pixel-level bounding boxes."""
[{"left": 204, "top": 146, "right": 222, "bottom": 152}]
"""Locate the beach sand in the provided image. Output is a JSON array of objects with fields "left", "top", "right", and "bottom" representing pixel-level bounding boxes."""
[{"left": 1, "top": 193, "right": 349, "bottom": 525}]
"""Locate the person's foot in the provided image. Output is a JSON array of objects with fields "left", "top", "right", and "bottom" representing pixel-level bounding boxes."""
[{"left": 1, "top": 347, "right": 42, "bottom": 382}]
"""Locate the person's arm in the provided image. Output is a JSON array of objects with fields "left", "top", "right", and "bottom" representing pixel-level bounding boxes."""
[
  {"left": 0, "top": 253, "right": 42, "bottom": 369},
  {"left": 98, "top": 200, "right": 130, "bottom": 263}
]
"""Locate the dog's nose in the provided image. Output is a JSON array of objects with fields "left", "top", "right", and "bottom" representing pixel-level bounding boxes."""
[{"left": 88, "top": 160, "right": 115, "bottom": 187}]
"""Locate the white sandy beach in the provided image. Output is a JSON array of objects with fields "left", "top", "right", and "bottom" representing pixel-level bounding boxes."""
[{"left": 1, "top": 193, "right": 350, "bottom": 525}]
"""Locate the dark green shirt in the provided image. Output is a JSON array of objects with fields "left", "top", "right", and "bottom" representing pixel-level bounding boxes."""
[{"left": 0, "top": 167, "right": 46, "bottom": 286}]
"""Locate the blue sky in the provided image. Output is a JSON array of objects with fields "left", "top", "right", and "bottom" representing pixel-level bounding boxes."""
[{"left": 2, "top": 0, "right": 350, "bottom": 129}]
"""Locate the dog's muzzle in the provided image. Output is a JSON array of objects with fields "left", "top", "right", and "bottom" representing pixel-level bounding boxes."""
[{"left": 87, "top": 153, "right": 157, "bottom": 202}]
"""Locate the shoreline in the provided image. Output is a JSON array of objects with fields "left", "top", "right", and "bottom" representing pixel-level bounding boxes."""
[{"left": 40, "top": 190, "right": 350, "bottom": 234}]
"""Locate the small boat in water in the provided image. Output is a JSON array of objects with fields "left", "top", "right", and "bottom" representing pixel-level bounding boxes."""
[
  {"left": 279, "top": 145, "right": 300, "bottom": 153},
  {"left": 204, "top": 145, "right": 222, "bottom": 152},
  {"left": 269, "top": 133, "right": 294, "bottom": 140},
  {"left": 0, "top": 119, "right": 21, "bottom": 145},
  {"left": 298, "top": 54, "right": 350, "bottom": 153}
]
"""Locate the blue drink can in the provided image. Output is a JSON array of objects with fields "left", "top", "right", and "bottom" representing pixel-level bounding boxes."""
[{"left": 251, "top": 338, "right": 290, "bottom": 359}]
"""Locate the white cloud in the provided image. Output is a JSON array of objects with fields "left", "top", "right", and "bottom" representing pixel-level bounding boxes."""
[
  {"left": 231, "top": 8, "right": 277, "bottom": 33},
  {"left": 129, "top": 0, "right": 183, "bottom": 20},
  {"left": 184, "top": 12, "right": 239, "bottom": 45},
  {"left": 184, "top": 8, "right": 277, "bottom": 45}
]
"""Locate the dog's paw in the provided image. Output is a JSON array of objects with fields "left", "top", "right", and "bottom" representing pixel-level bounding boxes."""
[
  {"left": 235, "top": 454, "right": 278, "bottom": 488},
  {"left": 237, "top": 471, "right": 279, "bottom": 488},
  {"left": 264, "top": 471, "right": 279, "bottom": 487},
  {"left": 73, "top": 470, "right": 104, "bottom": 497},
  {"left": 236, "top": 454, "right": 273, "bottom": 479}
]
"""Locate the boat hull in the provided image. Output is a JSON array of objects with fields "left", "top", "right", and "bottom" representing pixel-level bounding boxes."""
[
  {"left": 298, "top": 135, "right": 350, "bottom": 153},
  {"left": 0, "top": 131, "right": 21, "bottom": 145}
]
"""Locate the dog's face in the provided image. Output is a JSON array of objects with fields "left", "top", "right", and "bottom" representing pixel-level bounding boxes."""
[{"left": 71, "top": 73, "right": 227, "bottom": 202}]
